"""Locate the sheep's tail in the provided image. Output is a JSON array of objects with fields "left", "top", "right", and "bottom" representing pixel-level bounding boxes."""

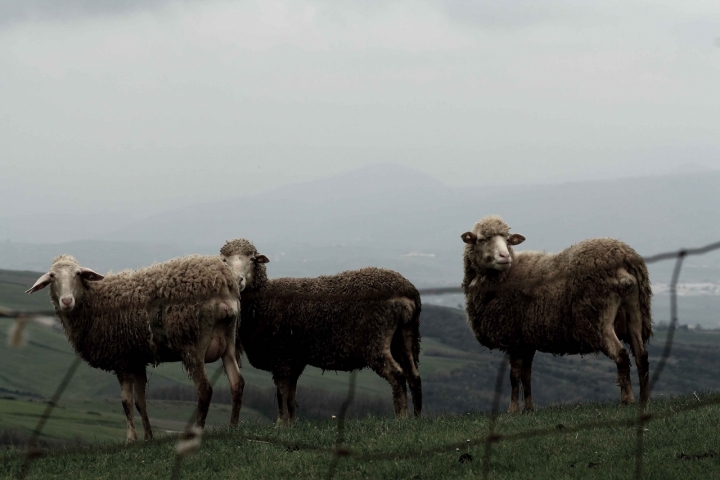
[{"left": 410, "top": 293, "right": 422, "bottom": 369}]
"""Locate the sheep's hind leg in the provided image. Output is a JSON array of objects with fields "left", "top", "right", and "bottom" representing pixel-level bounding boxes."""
[
  {"left": 185, "top": 357, "right": 213, "bottom": 429},
  {"left": 394, "top": 324, "right": 422, "bottom": 417},
  {"left": 623, "top": 299, "right": 650, "bottom": 404},
  {"left": 371, "top": 349, "right": 409, "bottom": 417},
  {"left": 117, "top": 372, "right": 138, "bottom": 443},
  {"left": 221, "top": 343, "right": 244, "bottom": 426},
  {"left": 520, "top": 350, "right": 535, "bottom": 412},
  {"left": 133, "top": 369, "right": 153, "bottom": 440},
  {"left": 601, "top": 297, "right": 635, "bottom": 404},
  {"left": 508, "top": 353, "right": 523, "bottom": 413}
]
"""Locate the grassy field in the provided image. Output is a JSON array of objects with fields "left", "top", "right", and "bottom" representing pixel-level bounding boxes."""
[{"left": 1, "top": 393, "right": 718, "bottom": 479}]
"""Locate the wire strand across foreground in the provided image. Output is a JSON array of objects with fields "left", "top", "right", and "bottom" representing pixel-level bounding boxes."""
[{"left": 6, "top": 239, "right": 720, "bottom": 480}]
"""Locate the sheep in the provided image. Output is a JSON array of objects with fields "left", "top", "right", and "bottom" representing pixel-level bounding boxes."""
[
  {"left": 26, "top": 254, "right": 244, "bottom": 442},
  {"left": 461, "top": 215, "right": 652, "bottom": 412},
  {"left": 219, "top": 239, "right": 422, "bottom": 424}
]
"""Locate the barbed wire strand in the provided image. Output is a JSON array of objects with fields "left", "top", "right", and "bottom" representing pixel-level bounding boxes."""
[
  {"left": 170, "top": 362, "right": 227, "bottom": 480},
  {"left": 482, "top": 354, "right": 508, "bottom": 480},
  {"left": 325, "top": 371, "right": 357, "bottom": 480},
  {"left": 634, "top": 249, "right": 686, "bottom": 479},
  {"left": 6, "top": 240, "right": 720, "bottom": 479},
  {"left": 18, "top": 356, "right": 82, "bottom": 480}
]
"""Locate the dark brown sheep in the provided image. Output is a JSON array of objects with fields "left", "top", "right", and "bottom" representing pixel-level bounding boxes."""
[
  {"left": 461, "top": 215, "right": 652, "bottom": 412},
  {"left": 27, "top": 254, "right": 244, "bottom": 442},
  {"left": 220, "top": 239, "right": 422, "bottom": 424}
]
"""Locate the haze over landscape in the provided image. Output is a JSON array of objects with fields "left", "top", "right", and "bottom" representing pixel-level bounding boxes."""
[{"left": 3, "top": 3, "right": 720, "bottom": 467}]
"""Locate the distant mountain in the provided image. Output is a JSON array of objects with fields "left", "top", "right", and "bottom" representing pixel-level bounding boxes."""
[
  {"left": 105, "top": 163, "right": 720, "bottom": 253},
  {"left": 2, "top": 163, "right": 719, "bottom": 286}
]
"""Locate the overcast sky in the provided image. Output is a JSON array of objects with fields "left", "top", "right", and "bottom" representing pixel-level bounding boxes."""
[{"left": 1, "top": 0, "right": 719, "bottom": 218}]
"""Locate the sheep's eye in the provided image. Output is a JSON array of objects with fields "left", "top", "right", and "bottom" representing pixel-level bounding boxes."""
[
  {"left": 222, "top": 259, "right": 227, "bottom": 263},
  {"left": 49, "top": 273, "right": 55, "bottom": 279}
]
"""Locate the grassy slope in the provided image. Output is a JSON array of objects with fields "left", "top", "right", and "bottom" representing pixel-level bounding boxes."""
[
  {"left": 3, "top": 268, "right": 720, "bottom": 446},
  {"left": 2, "top": 393, "right": 719, "bottom": 480}
]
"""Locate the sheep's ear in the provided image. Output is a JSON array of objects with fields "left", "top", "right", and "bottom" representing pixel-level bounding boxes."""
[
  {"left": 26, "top": 273, "right": 52, "bottom": 294},
  {"left": 461, "top": 232, "right": 477, "bottom": 245},
  {"left": 79, "top": 267, "right": 104, "bottom": 281},
  {"left": 255, "top": 254, "right": 269, "bottom": 264},
  {"left": 507, "top": 234, "right": 526, "bottom": 246}
]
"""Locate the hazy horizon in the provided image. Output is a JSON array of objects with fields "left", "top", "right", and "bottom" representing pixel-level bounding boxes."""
[{"left": 2, "top": 0, "right": 719, "bottom": 220}]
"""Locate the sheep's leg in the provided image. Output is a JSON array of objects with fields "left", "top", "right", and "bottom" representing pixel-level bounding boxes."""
[
  {"left": 624, "top": 302, "right": 650, "bottom": 404},
  {"left": 601, "top": 299, "right": 635, "bottom": 404},
  {"left": 117, "top": 373, "right": 138, "bottom": 443},
  {"left": 372, "top": 349, "right": 408, "bottom": 417},
  {"left": 286, "top": 373, "right": 301, "bottom": 425},
  {"left": 520, "top": 350, "right": 535, "bottom": 412},
  {"left": 187, "top": 360, "right": 213, "bottom": 429},
  {"left": 397, "top": 324, "right": 422, "bottom": 417},
  {"left": 221, "top": 343, "right": 244, "bottom": 426},
  {"left": 508, "top": 353, "right": 523, "bottom": 413},
  {"left": 133, "top": 370, "right": 153, "bottom": 440},
  {"left": 274, "top": 377, "right": 291, "bottom": 426}
]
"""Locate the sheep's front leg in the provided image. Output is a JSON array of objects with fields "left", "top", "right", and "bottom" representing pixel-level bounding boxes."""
[
  {"left": 508, "top": 353, "right": 523, "bottom": 413},
  {"left": 520, "top": 350, "right": 535, "bottom": 412},
  {"left": 117, "top": 373, "right": 138, "bottom": 443},
  {"left": 274, "top": 377, "right": 290, "bottom": 426},
  {"left": 133, "top": 370, "right": 153, "bottom": 440},
  {"left": 286, "top": 373, "right": 302, "bottom": 425}
]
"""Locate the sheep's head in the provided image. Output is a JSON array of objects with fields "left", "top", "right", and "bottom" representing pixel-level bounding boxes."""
[
  {"left": 26, "top": 255, "right": 104, "bottom": 311},
  {"left": 461, "top": 215, "right": 525, "bottom": 273},
  {"left": 220, "top": 239, "right": 268, "bottom": 291}
]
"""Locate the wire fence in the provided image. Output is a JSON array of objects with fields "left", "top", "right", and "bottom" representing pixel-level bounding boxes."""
[{"left": 2, "top": 239, "right": 720, "bottom": 479}]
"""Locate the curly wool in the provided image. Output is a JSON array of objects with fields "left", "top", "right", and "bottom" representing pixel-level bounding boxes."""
[
  {"left": 49, "top": 255, "right": 239, "bottom": 374},
  {"left": 229, "top": 237, "right": 422, "bottom": 383},
  {"left": 469, "top": 215, "right": 511, "bottom": 240},
  {"left": 220, "top": 239, "right": 257, "bottom": 258},
  {"left": 240, "top": 267, "right": 421, "bottom": 377},
  {"left": 463, "top": 218, "right": 653, "bottom": 355}
]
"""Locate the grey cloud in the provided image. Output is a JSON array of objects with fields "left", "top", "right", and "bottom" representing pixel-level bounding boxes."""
[
  {"left": 0, "top": 0, "right": 198, "bottom": 27},
  {"left": 441, "top": 0, "right": 619, "bottom": 29}
]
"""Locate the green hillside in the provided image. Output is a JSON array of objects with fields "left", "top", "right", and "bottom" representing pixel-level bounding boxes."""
[{"left": 2, "top": 267, "right": 720, "bottom": 447}]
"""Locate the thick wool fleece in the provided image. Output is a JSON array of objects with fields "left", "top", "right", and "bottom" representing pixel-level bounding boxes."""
[
  {"left": 222, "top": 238, "right": 421, "bottom": 379},
  {"left": 49, "top": 255, "right": 238, "bottom": 374},
  {"left": 462, "top": 218, "right": 652, "bottom": 355}
]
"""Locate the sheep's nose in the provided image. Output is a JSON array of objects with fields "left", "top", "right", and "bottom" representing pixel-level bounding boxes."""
[
  {"left": 498, "top": 251, "right": 510, "bottom": 259},
  {"left": 61, "top": 297, "right": 73, "bottom": 306}
]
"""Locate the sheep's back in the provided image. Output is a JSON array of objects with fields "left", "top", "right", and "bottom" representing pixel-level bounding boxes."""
[
  {"left": 86, "top": 255, "right": 238, "bottom": 310},
  {"left": 240, "top": 268, "right": 419, "bottom": 372}
]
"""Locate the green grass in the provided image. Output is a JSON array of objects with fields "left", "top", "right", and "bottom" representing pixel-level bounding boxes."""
[{"left": 2, "top": 393, "right": 718, "bottom": 479}]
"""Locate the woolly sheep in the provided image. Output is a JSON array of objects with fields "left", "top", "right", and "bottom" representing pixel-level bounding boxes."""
[
  {"left": 461, "top": 215, "right": 652, "bottom": 412},
  {"left": 219, "top": 239, "right": 422, "bottom": 424},
  {"left": 27, "top": 254, "right": 244, "bottom": 442}
]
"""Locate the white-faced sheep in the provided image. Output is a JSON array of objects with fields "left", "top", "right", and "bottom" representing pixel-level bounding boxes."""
[
  {"left": 219, "top": 239, "right": 422, "bottom": 424},
  {"left": 27, "top": 254, "right": 244, "bottom": 442},
  {"left": 461, "top": 215, "right": 652, "bottom": 412}
]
